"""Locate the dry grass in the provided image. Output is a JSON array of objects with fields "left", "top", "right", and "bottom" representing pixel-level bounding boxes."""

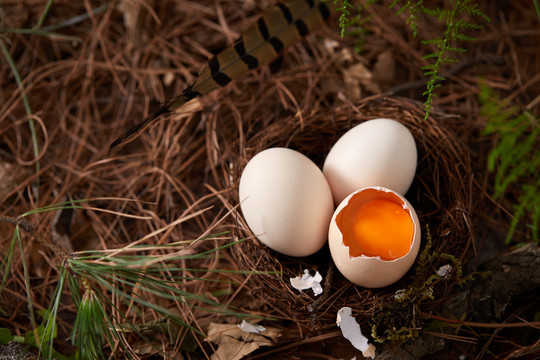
[{"left": 0, "top": 0, "right": 538, "bottom": 358}]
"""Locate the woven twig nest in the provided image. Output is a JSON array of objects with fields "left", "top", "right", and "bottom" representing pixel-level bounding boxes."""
[{"left": 222, "top": 95, "right": 475, "bottom": 332}]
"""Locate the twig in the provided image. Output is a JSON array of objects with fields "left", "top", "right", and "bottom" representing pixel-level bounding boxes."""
[{"left": 0, "top": 215, "right": 71, "bottom": 260}]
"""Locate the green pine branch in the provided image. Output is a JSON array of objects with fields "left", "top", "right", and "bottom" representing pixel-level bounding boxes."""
[{"left": 1, "top": 199, "right": 276, "bottom": 359}]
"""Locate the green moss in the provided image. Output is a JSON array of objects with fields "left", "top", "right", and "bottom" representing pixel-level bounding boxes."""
[{"left": 370, "top": 226, "right": 474, "bottom": 346}]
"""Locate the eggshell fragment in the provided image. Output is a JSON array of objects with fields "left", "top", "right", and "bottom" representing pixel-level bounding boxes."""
[
  {"left": 323, "top": 118, "right": 417, "bottom": 204},
  {"left": 328, "top": 187, "right": 421, "bottom": 288},
  {"left": 290, "top": 270, "right": 323, "bottom": 296},
  {"left": 238, "top": 320, "right": 266, "bottom": 334},
  {"left": 239, "top": 148, "right": 334, "bottom": 257},
  {"left": 336, "top": 307, "right": 376, "bottom": 358}
]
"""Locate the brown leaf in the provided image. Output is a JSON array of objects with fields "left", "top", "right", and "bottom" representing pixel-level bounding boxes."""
[
  {"left": 207, "top": 322, "right": 280, "bottom": 360},
  {"left": 343, "top": 62, "right": 382, "bottom": 101},
  {"left": 372, "top": 49, "right": 396, "bottom": 86}
]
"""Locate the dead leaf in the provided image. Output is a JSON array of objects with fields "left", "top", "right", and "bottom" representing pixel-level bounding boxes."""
[
  {"left": 342, "top": 68, "right": 362, "bottom": 102},
  {"left": 330, "top": 48, "right": 355, "bottom": 73},
  {"left": 323, "top": 38, "right": 340, "bottom": 55},
  {"left": 207, "top": 322, "right": 280, "bottom": 360},
  {"left": 343, "top": 62, "right": 382, "bottom": 98},
  {"left": 372, "top": 49, "right": 396, "bottom": 86}
]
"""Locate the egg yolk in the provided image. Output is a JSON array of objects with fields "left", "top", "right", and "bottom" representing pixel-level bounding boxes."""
[{"left": 336, "top": 196, "right": 414, "bottom": 261}]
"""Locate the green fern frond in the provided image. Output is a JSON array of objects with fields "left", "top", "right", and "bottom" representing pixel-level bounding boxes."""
[
  {"left": 336, "top": 1, "right": 488, "bottom": 119},
  {"left": 479, "top": 83, "right": 540, "bottom": 244},
  {"left": 421, "top": 0, "right": 487, "bottom": 119},
  {"left": 456, "top": 0, "right": 490, "bottom": 21},
  {"left": 391, "top": 0, "right": 425, "bottom": 38},
  {"left": 333, "top": 0, "right": 354, "bottom": 37},
  {"left": 332, "top": 0, "right": 374, "bottom": 53},
  {"left": 393, "top": 0, "right": 488, "bottom": 119}
]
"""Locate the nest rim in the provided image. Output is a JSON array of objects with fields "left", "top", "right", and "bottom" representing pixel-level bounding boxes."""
[{"left": 217, "top": 95, "right": 476, "bottom": 331}]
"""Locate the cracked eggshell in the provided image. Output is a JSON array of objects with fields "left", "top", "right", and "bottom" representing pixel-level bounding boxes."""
[
  {"left": 328, "top": 187, "right": 421, "bottom": 288},
  {"left": 239, "top": 148, "right": 334, "bottom": 257},
  {"left": 323, "top": 118, "right": 417, "bottom": 205}
]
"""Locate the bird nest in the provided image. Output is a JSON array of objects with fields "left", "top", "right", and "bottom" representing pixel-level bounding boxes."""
[{"left": 219, "top": 95, "right": 476, "bottom": 334}]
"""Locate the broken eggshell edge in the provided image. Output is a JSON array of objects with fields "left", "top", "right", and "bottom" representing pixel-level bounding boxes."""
[{"left": 328, "top": 186, "right": 422, "bottom": 288}]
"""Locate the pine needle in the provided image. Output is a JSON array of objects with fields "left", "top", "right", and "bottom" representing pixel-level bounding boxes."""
[{"left": 0, "top": 40, "right": 40, "bottom": 199}]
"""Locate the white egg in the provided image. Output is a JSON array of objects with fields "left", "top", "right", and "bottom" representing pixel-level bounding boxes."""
[
  {"left": 328, "top": 187, "right": 421, "bottom": 288},
  {"left": 239, "top": 148, "right": 334, "bottom": 257},
  {"left": 323, "top": 118, "right": 417, "bottom": 205}
]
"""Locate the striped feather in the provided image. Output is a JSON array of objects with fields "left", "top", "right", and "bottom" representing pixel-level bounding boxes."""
[{"left": 111, "top": 0, "right": 334, "bottom": 149}]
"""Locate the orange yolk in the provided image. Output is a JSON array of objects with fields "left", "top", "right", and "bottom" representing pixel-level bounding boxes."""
[{"left": 336, "top": 197, "right": 414, "bottom": 261}]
